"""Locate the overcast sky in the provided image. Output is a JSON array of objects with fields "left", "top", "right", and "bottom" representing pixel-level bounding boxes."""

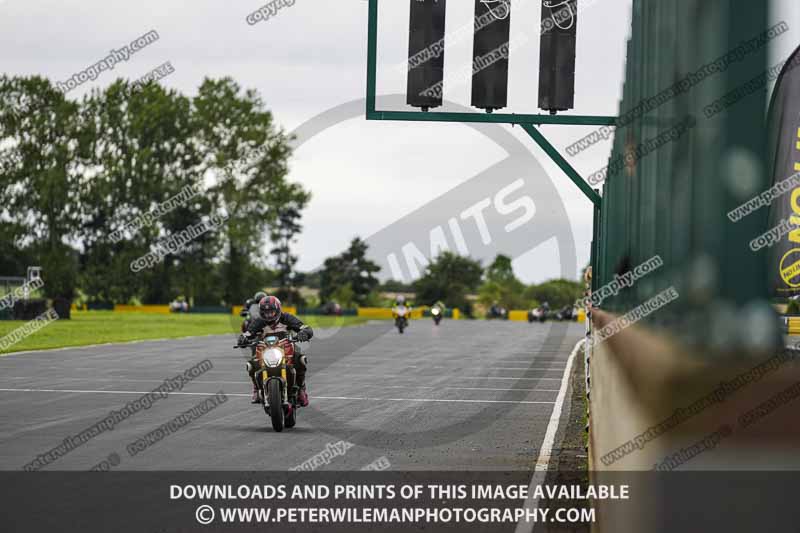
[{"left": 1, "top": 0, "right": 798, "bottom": 283}]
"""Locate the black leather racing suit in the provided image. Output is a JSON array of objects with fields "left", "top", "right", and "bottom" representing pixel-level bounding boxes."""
[{"left": 245, "top": 312, "right": 313, "bottom": 389}]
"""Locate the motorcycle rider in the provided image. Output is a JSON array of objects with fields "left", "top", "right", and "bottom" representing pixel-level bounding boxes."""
[
  {"left": 431, "top": 300, "right": 445, "bottom": 321},
  {"left": 238, "top": 295, "right": 313, "bottom": 406},
  {"left": 393, "top": 295, "right": 410, "bottom": 315},
  {"left": 240, "top": 291, "right": 268, "bottom": 332},
  {"left": 392, "top": 295, "right": 412, "bottom": 331}
]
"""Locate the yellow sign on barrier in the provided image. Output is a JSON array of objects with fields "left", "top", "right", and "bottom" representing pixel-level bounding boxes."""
[
  {"left": 114, "top": 305, "right": 171, "bottom": 314},
  {"left": 508, "top": 310, "right": 528, "bottom": 322},
  {"left": 357, "top": 307, "right": 424, "bottom": 319},
  {"left": 356, "top": 307, "right": 392, "bottom": 319}
]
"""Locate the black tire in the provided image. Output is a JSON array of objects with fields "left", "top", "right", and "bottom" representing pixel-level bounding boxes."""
[{"left": 267, "top": 379, "right": 284, "bottom": 432}]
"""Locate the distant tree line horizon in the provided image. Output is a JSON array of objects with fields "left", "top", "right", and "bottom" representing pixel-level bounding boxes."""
[
  {"left": 306, "top": 241, "right": 584, "bottom": 316},
  {"left": 0, "top": 74, "right": 583, "bottom": 314}
]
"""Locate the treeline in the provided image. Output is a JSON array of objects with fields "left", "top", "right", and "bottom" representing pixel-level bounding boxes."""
[
  {"left": 413, "top": 252, "right": 585, "bottom": 315},
  {"left": 309, "top": 240, "right": 584, "bottom": 316},
  {"left": 0, "top": 75, "right": 308, "bottom": 306}
]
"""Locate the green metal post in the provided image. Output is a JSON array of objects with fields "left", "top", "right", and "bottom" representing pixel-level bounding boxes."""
[
  {"left": 521, "top": 124, "right": 602, "bottom": 207},
  {"left": 366, "top": 0, "right": 378, "bottom": 115},
  {"left": 370, "top": 109, "right": 616, "bottom": 126}
]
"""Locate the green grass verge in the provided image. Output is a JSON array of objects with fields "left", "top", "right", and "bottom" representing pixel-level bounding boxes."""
[{"left": 0, "top": 311, "right": 370, "bottom": 355}]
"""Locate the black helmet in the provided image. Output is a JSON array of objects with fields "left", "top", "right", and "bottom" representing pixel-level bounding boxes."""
[{"left": 258, "top": 295, "right": 282, "bottom": 325}]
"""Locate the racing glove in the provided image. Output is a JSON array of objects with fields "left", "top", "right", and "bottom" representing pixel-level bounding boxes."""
[{"left": 296, "top": 329, "right": 311, "bottom": 342}]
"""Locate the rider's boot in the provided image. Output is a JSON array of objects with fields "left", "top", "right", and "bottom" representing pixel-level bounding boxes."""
[
  {"left": 247, "top": 363, "right": 260, "bottom": 404},
  {"left": 297, "top": 384, "right": 309, "bottom": 407},
  {"left": 251, "top": 383, "right": 260, "bottom": 404},
  {"left": 295, "top": 355, "right": 309, "bottom": 406},
  {"left": 295, "top": 371, "right": 309, "bottom": 407}
]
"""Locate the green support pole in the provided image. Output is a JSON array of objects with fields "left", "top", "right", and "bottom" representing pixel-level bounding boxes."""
[
  {"left": 366, "top": 0, "right": 378, "bottom": 115},
  {"left": 369, "top": 110, "right": 616, "bottom": 127},
  {"left": 521, "top": 124, "right": 601, "bottom": 207}
]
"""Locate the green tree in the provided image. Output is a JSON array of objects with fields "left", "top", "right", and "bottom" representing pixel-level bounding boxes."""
[
  {"left": 413, "top": 251, "right": 483, "bottom": 312},
  {"left": 524, "top": 279, "right": 583, "bottom": 309},
  {"left": 319, "top": 238, "right": 380, "bottom": 306},
  {"left": 193, "top": 77, "right": 304, "bottom": 305},
  {"left": 478, "top": 254, "right": 527, "bottom": 310},
  {"left": 329, "top": 283, "right": 356, "bottom": 308},
  {"left": 270, "top": 183, "right": 311, "bottom": 305},
  {"left": 0, "top": 75, "right": 85, "bottom": 299},
  {"left": 78, "top": 80, "right": 213, "bottom": 304},
  {"left": 379, "top": 279, "right": 415, "bottom": 293}
]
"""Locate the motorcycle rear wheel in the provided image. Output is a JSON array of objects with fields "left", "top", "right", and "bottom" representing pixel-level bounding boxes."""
[{"left": 266, "top": 380, "right": 284, "bottom": 432}]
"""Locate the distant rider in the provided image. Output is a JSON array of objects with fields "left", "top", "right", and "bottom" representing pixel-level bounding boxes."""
[
  {"left": 238, "top": 296, "right": 313, "bottom": 406},
  {"left": 393, "top": 295, "right": 410, "bottom": 314},
  {"left": 240, "top": 291, "right": 268, "bottom": 332}
]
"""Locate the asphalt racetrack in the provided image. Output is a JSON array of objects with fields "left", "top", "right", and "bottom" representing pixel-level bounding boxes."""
[{"left": 0, "top": 320, "right": 584, "bottom": 471}]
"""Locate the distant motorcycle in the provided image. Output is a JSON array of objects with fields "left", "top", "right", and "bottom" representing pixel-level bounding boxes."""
[
  {"left": 528, "top": 307, "right": 547, "bottom": 323},
  {"left": 235, "top": 331, "right": 302, "bottom": 432},
  {"left": 393, "top": 305, "right": 409, "bottom": 334},
  {"left": 431, "top": 307, "right": 442, "bottom": 325},
  {"left": 487, "top": 305, "right": 508, "bottom": 320},
  {"left": 555, "top": 306, "right": 576, "bottom": 321}
]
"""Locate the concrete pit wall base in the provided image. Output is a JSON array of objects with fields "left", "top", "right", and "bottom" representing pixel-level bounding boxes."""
[{"left": 588, "top": 309, "right": 800, "bottom": 532}]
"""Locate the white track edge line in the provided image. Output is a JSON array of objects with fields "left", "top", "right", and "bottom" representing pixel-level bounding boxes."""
[{"left": 514, "top": 338, "right": 584, "bottom": 533}]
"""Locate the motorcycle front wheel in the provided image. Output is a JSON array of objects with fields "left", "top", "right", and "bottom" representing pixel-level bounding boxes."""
[{"left": 266, "top": 379, "right": 284, "bottom": 432}]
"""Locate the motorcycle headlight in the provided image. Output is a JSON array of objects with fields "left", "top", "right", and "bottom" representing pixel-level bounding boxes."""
[
  {"left": 263, "top": 347, "right": 283, "bottom": 368},
  {"left": 431, "top": 308, "right": 440, "bottom": 315}
]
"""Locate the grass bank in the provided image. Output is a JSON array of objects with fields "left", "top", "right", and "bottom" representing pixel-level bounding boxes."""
[{"left": 0, "top": 311, "right": 370, "bottom": 355}]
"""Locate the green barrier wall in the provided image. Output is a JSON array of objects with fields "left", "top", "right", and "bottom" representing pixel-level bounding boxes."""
[{"left": 593, "top": 0, "right": 780, "bottom": 350}]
